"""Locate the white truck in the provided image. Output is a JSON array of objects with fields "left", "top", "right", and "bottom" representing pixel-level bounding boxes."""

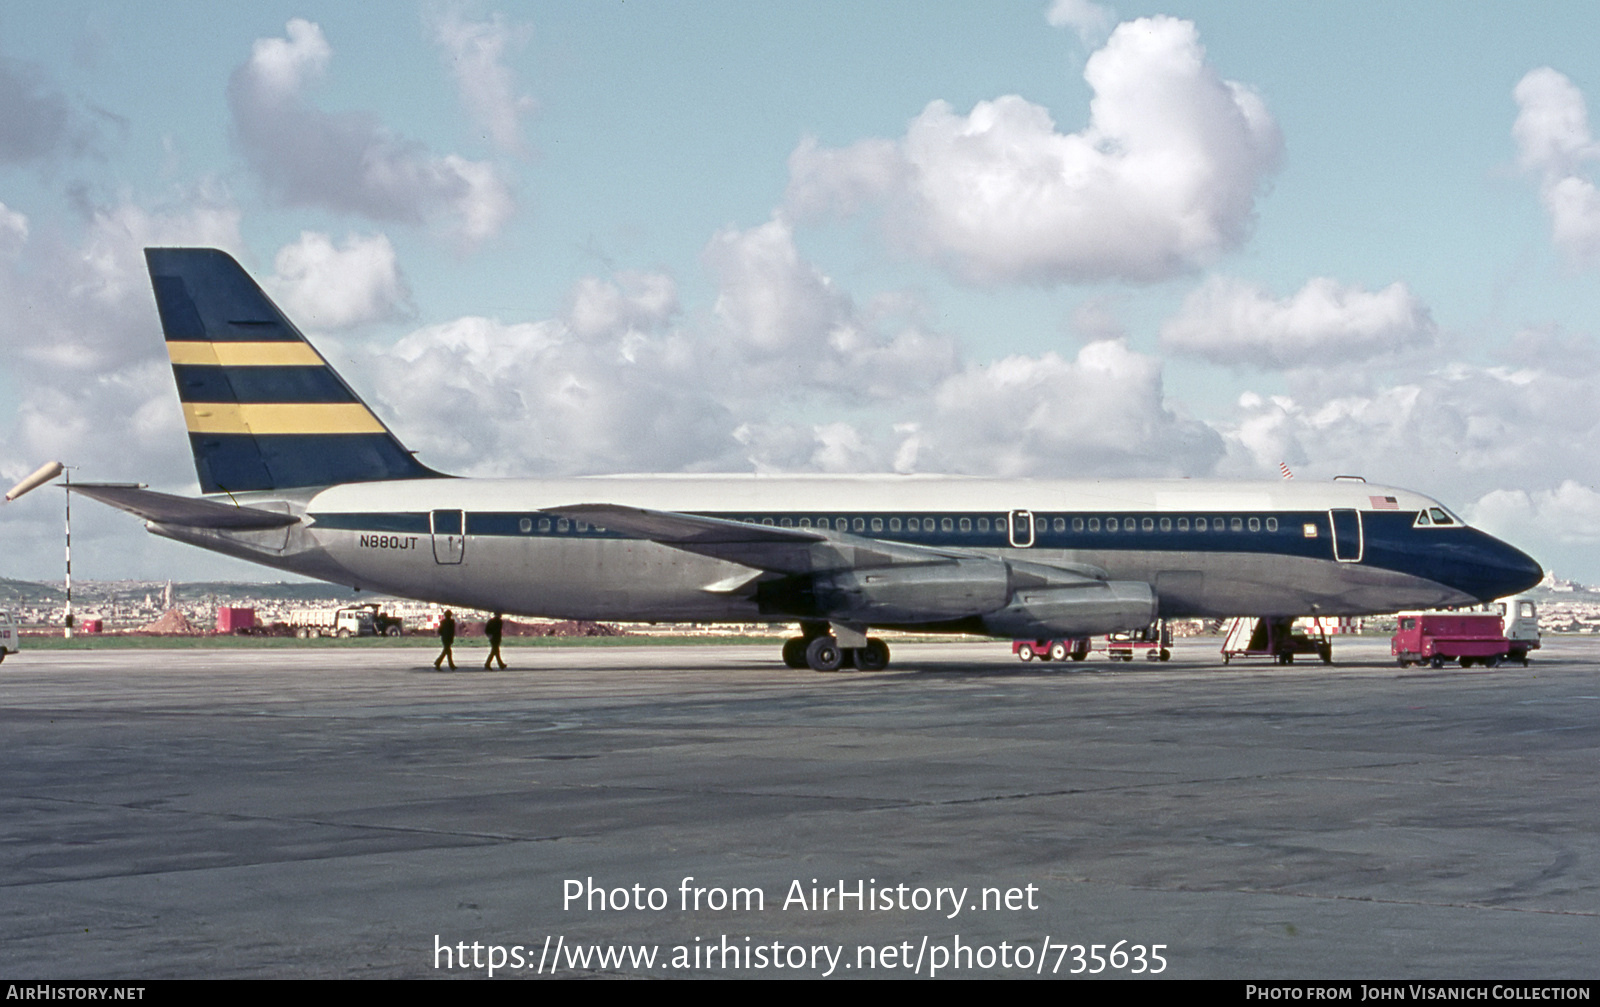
[
  {"left": 288, "top": 605, "right": 378, "bottom": 638},
  {"left": 0, "top": 610, "right": 18, "bottom": 662}
]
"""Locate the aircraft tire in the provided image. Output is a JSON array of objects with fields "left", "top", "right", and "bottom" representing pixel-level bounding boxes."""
[
  {"left": 781, "top": 637, "right": 808, "bottom": 668},
  {"left": 1159, "top": 648, "right": 1171, "bottom": 662},
  {"left": 1017, "top": 643, "right": 1036, "bottom": 662},
  {"left": 856, "top": 638, "right": 890, "bottom": 671},
  {"left": 806, "top": 636, "right": 843, "bottom": 672},
  {"left": 1049, "top": 642, "right": 1069, "bottom": 661}
]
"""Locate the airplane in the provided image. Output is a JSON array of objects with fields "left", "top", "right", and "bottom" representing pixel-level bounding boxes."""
[{"left": 67, "top": 247, "right": 1544, "bottom": 671}]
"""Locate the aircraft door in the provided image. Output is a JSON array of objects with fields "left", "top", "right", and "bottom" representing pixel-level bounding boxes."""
[
  {"left": 1008, "top": 510, "right": 1035, "bottom": 548},
  {"left": 1329, "top": 509, "right": 1363, "bottom": 562},
  {"left": 431, "top": 509, "right": 465, "bottom": 565}
]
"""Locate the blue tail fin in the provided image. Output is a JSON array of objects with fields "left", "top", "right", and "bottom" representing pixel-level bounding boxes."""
[{"left": 145, "top": 247, "right": 444, "bottom": 494}]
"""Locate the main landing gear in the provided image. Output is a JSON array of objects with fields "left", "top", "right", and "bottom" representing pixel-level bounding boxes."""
[{"left": 781, "top": 625, "right": 891, "bottom": 672}]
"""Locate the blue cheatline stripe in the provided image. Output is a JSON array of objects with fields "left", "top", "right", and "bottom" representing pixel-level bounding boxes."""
[
  {"left": 172, "top": 365, "right": 358, "bottom": 404},
  {"left": 189, "top": 433, "right": 437, "bottom": 494},
  {"left": 311, "top": 512, "right": 431, "bottom": 534},
  {"left": 304, "top": 508, "right": 1415, "bottom": 563}
]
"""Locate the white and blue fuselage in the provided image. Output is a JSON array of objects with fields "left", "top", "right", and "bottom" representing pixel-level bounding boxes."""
[{"left": 151, "top": 473, "right": 1542, "bottom": 625}]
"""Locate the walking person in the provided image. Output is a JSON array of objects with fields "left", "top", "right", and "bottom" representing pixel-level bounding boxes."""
[
  {"left": 484, "top": 612, "right": 507, "bottom": 669},
  {"left": 434, "top": 609, "right": 456, "bottom": 669}
]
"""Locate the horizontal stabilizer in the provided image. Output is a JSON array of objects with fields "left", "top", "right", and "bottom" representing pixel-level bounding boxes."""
[{"left": 70, "top": 483, "right": 301, "bottom": 530}]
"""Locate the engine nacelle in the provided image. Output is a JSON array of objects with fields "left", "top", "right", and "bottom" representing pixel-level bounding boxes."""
[
  {"left": 980, "top": 580, "right": 1157, "bottom": 639},
  {"left": 812, "top": 559, "right": 1011, "bottom": 623}
]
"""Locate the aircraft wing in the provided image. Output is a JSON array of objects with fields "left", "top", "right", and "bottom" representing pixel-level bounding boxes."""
[
  {"left": 69, "top": 483, "right": 301, "bottom": 530},
  {"left": 543, "top": 503, "right": 1109, "bottom": 584},
  {"left": 545, "top": 502, "right": 980, "bottom": 575}
]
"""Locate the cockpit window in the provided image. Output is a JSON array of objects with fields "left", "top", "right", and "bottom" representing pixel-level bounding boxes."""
[{"left": 1414, "top": 504, "right": 1465, "bottom": 529}]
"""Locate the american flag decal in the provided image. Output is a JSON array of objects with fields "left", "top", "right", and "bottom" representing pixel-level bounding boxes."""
[{"left": 1370, "top": 495, "right": 1399, "bottom": 510}]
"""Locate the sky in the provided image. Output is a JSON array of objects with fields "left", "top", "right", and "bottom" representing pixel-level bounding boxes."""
[{"left": 4, "top": 1, "right": 1600, "bottom": 584}]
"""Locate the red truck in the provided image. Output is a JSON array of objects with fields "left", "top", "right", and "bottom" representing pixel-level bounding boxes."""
[{"left": 1392, "top": 598, "right": 1540, "bottom": 668}]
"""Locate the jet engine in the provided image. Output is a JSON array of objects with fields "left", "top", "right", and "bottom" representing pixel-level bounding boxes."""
[
  {"left": 810, "top": 558, "right": 1011, "bottom": 623},
  {"left": 979, "top": 579, "right": 1156, "bottom": 639}
]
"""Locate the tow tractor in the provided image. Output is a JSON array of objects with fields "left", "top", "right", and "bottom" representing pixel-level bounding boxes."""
[
  {"left": 1012, "top": 637, "right": 1091, "bottom": 662},
  {"left": 1106, "top": 622, "right": 1172, "bottom": 662},
  {"left": 1012, "top": 621, "right": 1171, "bottom": 662},
  {"left": 1392, "top": 596, "right": 1540, "bottom": 668}
]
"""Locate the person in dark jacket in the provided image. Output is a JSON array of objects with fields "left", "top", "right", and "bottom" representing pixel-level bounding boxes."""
[
  {"left": 434, "top": 610, "right": 456, "bottom": 669},
  {"left": 484, "top": 612, "right": 506, "bottom": 669}
]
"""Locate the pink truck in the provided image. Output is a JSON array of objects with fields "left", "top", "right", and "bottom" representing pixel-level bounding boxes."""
[{"left": 1392, "top": 598, "right": 1540, "bottom": 668}]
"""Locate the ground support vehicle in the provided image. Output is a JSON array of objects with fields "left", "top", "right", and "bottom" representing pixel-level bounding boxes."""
[
  {"left": 0, "top": 610, "right": 16, "bottom": 663},
  {"left": 288, "top": 606, "right": 378, "bottom": 639},
  {"left": 1012, "top": 621, "right": 1171, "bottom": 663},
  {"left": 349, "top": 603, "right": 405, "bottom": 637},
  {"left": 1012, "top": 637, "right": 1092, "bottom": 662},
  {"left": 1392, "top": 600, "right": 1539, "bottom": 668},
  {"left": 1221, "top": 616, "right": 1333, "bottom": 665},
  {"left": 1106, "top": 621, "right": 1172, "bottom": 662}
]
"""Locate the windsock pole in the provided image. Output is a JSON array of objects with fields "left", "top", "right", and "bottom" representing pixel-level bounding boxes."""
[{"left": 64, "top": 469, "right": 72, "bottom": 639}]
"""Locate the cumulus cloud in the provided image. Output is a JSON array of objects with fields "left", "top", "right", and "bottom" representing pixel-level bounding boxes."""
[
  {"left": 1045, "top": 0, "right": 1113, "bottom": 45},
  {"left": 355, "top": 217, "right": 1223, "bottom": 482},
  {"left": 430, "top": 8, "right": 536, "bottom": 154},
  {"left": 906, "top": 341, "right": 1224, "bottom": 477},
  {"left": 0, "top": 194, "right": 247, "bottom": 505},
  {"left": 0, "top": 202, "right": 28, "bottom": 256},
  {"left": 703, "top": 216, "right": 960, "bottom": 401},
  {"left": 787, "top": 16, "right": 1281, "bottom": 285},
  {"left": 1160, "top": 276, "right": 1436, "bottom": 368},
  {"left": 1469, "top": 481, "right": 1600, "bottom": 546},
  {"left": 267, "top": 231, "right": 412, "bottom": 329},
  {"left": 1513, "top": 67, "right": 1600, "bottom": 265},
  {"left": 367, "top": 275, "right": 736, "bottom": 476},
  {"left": 0, "top": 56, "right": 95, "bottom": 164},
  {"left": 228, "top": 19, "right": 514, "bottom": 244},
  {"left": 1213, "top": 353, "right": 1600, "bottom": 499}
]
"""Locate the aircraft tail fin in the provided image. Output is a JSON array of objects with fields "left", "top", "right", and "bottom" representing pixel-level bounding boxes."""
[{"left": 145, "top": 247, "right": 444, "bottom": 494}]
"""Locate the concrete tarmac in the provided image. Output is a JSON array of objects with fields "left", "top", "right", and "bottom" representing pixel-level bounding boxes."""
[{"left": 1, "top": 636, "right": 1596, "bottom": 979}]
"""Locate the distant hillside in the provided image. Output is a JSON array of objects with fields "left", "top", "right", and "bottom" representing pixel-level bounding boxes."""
[{"left": 0, "top": 579, "right": 382, "bottom": 607}]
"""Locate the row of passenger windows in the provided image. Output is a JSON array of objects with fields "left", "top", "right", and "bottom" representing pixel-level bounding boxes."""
[
  {"left": 503, "top": 513, "right": 1284, "bottom": 535},
  {"left": 518, "top": 517, "right": 597, "bottom": 534}
]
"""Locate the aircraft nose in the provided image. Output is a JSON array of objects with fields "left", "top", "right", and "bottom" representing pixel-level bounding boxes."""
[{"left": 1461, "top": 531, "right": 1544, "bottom": 601}]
